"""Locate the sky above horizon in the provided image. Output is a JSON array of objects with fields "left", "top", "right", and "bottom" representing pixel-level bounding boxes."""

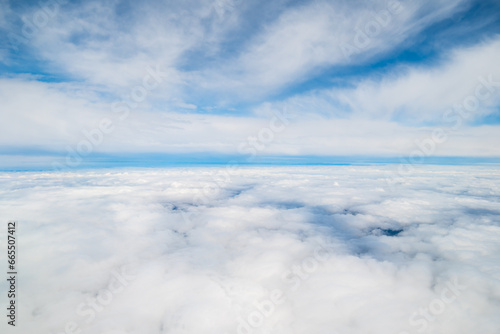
[{"left": 1, "top": 0, "right": 500, "bottom": 168}]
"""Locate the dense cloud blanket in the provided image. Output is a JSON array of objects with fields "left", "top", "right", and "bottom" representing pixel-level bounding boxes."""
[{"left": 1, "top": 166, "right": 499, "bottom": 334}]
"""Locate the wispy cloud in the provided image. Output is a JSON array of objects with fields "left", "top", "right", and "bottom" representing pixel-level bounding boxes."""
[{"left": 1, "top": 0, "right": 499, "bottom": 164}]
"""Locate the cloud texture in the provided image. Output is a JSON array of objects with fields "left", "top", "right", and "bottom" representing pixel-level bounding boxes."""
[
  {"left": 1, "top": 0, "right": 500, "bottom": 161},
  {"left": 1, "top": 166, "right": 499, "bottom": 333}
]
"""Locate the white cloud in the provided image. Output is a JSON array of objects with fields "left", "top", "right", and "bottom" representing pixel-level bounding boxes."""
[
  {"left": 17, "top": 0, "right": 223, "bottom": 91},
  {"left": 266, "top": 36, "right": 500, "bottom": 124},
  {"left": 0, "top": 77, "right": 109, "bottom": 148},
  {"left": 2, "top": 75, "right": 500, "bottom": 158},
  {"left": 1, "top": 166, "right": 499, "bottom": 333},
  {"left": 193, "top": 0, "right": 471, "bottom": 99},
  {"left": 3, "top": 0, "right": 472, "bottom": 100},
  {"left": 1, "top": 0, "right": 499, "bottom": 159},
  {"left": 342, "top": 37, "right": 500, "bottom": 123}
]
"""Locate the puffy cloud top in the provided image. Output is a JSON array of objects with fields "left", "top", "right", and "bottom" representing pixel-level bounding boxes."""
[{"left": 1, "top": 166, "right": 499, "bottom": 333}]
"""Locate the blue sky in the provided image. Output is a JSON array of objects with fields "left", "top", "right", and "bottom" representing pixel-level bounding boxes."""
[{"left": 1, "top": 0, "right": 500, "bottom": 169}]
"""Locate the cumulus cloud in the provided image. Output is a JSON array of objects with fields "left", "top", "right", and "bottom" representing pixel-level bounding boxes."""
[{"left": 1, "top": 166, "right": 499, "bottom": 333}]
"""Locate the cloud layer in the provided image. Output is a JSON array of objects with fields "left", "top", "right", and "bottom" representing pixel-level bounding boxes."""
[{"left": 1, "top": 166, "right": 500, "bottom": 333}]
